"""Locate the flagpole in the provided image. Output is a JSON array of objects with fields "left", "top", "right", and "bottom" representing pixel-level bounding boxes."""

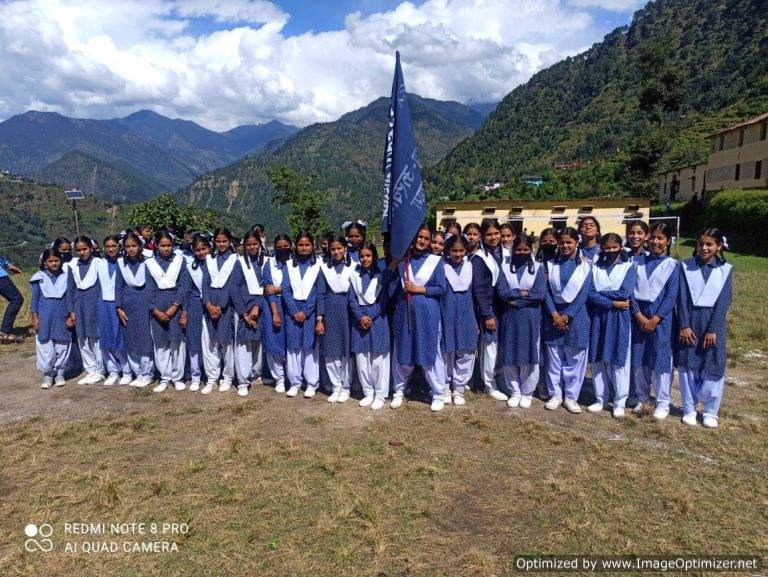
[{"left": 404, "top": 249, "right": 413, "bottom": 332}]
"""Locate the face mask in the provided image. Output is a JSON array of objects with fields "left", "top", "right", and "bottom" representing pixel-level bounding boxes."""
[
  {"left": 275, "top": 248, "right": 291, "bottom": 262},
  {"left": 601, "top": 250, "right": 621, "bottom": 262},
  {"left": 512, "top": 254, "right": 529, "bottom": 266},
  {"left": 540, "top": 244, "right": 557, "bottom": 259},
  {"left": 60, "top": 252, "right": 72, "bottom": 262}
]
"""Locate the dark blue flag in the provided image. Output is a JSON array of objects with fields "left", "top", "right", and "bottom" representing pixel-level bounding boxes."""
[{"left": 381, "top": 51, "right": 425, "bottom": 259}]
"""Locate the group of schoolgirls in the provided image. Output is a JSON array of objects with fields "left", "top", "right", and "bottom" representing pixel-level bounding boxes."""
[{"left": 439, "top": 216, "right": 731, "bottom": 428}]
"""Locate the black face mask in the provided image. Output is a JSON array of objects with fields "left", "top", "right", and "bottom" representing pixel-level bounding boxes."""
[
  {"left": 512, "top": 253, "right": 529, "bottom": 266},
  {"left": 275, "top": 248, "right": 291, "bottom": 262},
  {"left": 60, "top": 252, "right": 72, "bottom": 262},
  {"left": 540, "top": 244, "right": 557, "bottom": 259},
  {"left": 601, "top": 250, "right": 621, "bottom": 263}
]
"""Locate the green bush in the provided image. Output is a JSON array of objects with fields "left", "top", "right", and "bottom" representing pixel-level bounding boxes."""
[{"left": 704, "top": 189, "right": 768, "bottom": 255}]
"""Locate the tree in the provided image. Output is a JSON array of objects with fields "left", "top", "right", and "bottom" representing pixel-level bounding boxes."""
[
  {"left": 127, "top": 193, "right": 223, "bottom": 234},
  {"left": 267, "top": 165, "right": 328, "bottom": 240}
]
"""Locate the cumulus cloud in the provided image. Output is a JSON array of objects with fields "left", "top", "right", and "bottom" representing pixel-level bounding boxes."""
[{"left": 0, "top": 0, "right": 636, "bottom": 130}]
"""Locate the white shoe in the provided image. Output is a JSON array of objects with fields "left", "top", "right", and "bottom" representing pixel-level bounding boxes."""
[
  {"left": 237, "top": 385, "right": 249, "bottom": 397},
  {"left": 201, "top": 381, "right": 216, "bottom": 395},
  {"left": 563, "top": 398, "right": 581, "bottom": 414},
  {"left": 130, "top": 377, "right": 151, "bottom": 388},
  {"left": 54, "top": 376, "right": 67, "bottom": 387},
  {"left": 218, "top": 380, "right": 232, "bottom": 393},
  {"left": 545, "top": 396, "right": 562, "bottom": 410},
  {"left": 507, "top": 395, "right": 521, "bottom": 408},
  {"left": 103, "top": 373, "right": 119, "bottom": 387},
  {"left": 77, "top": 374, "right": 90, "bottom": 385},
  {"left": 275, "top": 382, "right": 286, "bottom": 394},
  {"left": 430, "top": 398, "right": 445, "bottom": 412},
  {"left": 86, "top": 373, "right": 104, "bottom": 385},
  {"left": 189, "top": 381, "right": 201, "bottom": 392},
  {"left": 359, "top": 395, "right": 374, "bottom": 407},
  {"left": 371, "top": 397, "right": 385, "bottom": 411},
  {"left": 443, "top": 390, "right": 453, "bottom": 404},
  {"left": 328, "top": 391, "right": 340, "bottom": 403},
  {"left": 613, "top": 407, "right": 626, "bottom": 419},
  {"left": 633, "top": 402, "right": 645, "bottom": 414},
  {"left": 153, "top": 381, "right": 169, "bottom": 393},
  {"left": 682, "top": 412, "right": 698, "bottom": 426},
  {"left": 587, "top": 402, "right": 604, "bottom": 413},
  {"left": 303, "top": 386, "right": 316, "bottom": 398},
  {"left": 286, "top": 385, "right": 300, "bottom": 397},
  {"left": 653, "top": 407, "right": 669, "bottom": 421},
  {"left": 41, "top": 376, "right": 53, "bottom": 389},
  {"left": 487, "top": 388, "right": 509, "bottom": 402},
  {"left": 390, "top": 394, "right": 403, "bottom": 409},
  {"left": 174, "top": 381, "right": 187, "bottom": 391},
  {"left": 702, "top": 415, "right": 718, "bottom": 429},
  {"left": 337, "top": 390, "right": 350, "bottom": 403},
  {"left": 118, "top": 374, "right": 133, "bottom": 386},
  {"left": 518, "top": 396, "right": 532, "bottom": 409},
  {"left": 453, "top": 393, "right": 466, "bottom": 406}
]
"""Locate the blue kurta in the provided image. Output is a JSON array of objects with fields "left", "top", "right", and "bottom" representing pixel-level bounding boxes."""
[
  {"left": 317, "top": 262, "right": 352, "bottom": 358},
  {"left": 146, "top": 254, "right": 188, "bottom": 347},
  {"left": 69, "top": 258, "right": 101, "bottom": 338},
  {"left": 588, "top": 261, "right": 637, "bottom": 366},
  {"left": 262, "top": 258, "right": 288, "bottom": 356},
  {"left": 182, "top": 258, "right": 205, "bottom": 356},
  {"left": 281, "top": 256, "right": 319, "bottom": 352},
  {"left": 31, "top": 270, "right": 74, "bottom": 343},
  {"left": 675, "top": 257, "right": 733, "bottom": 378},
  {"left": 391, "top": 251, "right": 446, "bottom": 366},
  {"left": 234, "top": 257, "right": 264, "bottom": 344},
  {"left": 441, "top": 260, "right": 478, "bottom": 353},
  {"left": 580, "top": 244, "right": 600, "bottom": 262},
  {"left": 497, "top": 263, "right": 546, "bottom": 366},
  {"left": 630, "top": 255, "right": 679, "bottom": 373},
  {"left": 543, "top": 256, "right": 592, "bottom": 348},
  {"left": 115, "top": 259, "right": 154, "bottom": 356},
  {"left": 98, "top": 258, "right": 124, "bottom": 351},
  {"left": 472, "top": 247, "right": 503, "bottom": 344},
  {"left": 201, "top": 251, "right": 240, "bottom": 345},
  {"left": 347, "top": 267, "right": 391, "bottom": 355}
]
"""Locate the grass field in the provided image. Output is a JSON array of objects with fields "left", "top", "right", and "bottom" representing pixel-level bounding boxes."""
[{"left": 0, "top": 245, "right": 766, "bottom": 576}]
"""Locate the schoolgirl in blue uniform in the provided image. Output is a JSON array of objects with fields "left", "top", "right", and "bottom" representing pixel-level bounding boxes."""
[
  {"left": 472, "top": 218, "right": 508, "bottom": 402},
  {"left": 30, "top": 249, "right": 74, "bottom": 388},
  {"left": 180, "top": 233, "right": 211, "bottom": 392},
  {"left": 146, "top": 230, "right": 188, "bottom": 393},
  {"left": 282, "top": 230, "right": 322, "bottom": 398},
  {"left": 348, "top": 242, "right": 391, "bottom": 410},
  {"left": 69, "top": 236, "right": 105, "bottom": 384},
  {"left": 543, "top": 227, "right": 592, "bottom": 413},
  {"left": 115, "top": 232, "right": 154, "bottom": 387},
  {"left": 201, "top": 227, "right": 241, "bottom": 395},
  {"left": 262, "top": 234, "right": 292, "bottom": 393},
  {"left": 497, "top": 233, "right": 546, "bottom": 409},
  {"left": 344, "top": 221, "right": 366, "bottom": 263},
  {"left": 430, "top": 231, "right": 446, "bottom": 256},
  {"left": 388, "top": 223, "right": 447, "bottom": 412},
  {"left": 578, "top": 216, "right": 601, "bottom": 263},
  {"left": 234, "top": 230, "right": 266, "bottom": 397},
  {"left": 317, "top": 234, "right": 354, "bottom": 403},
  {"left": 441, "top": 234, "right": 477, "bottom": 406},
  {"left": 631, "top": 222, "right": 679, "bottom": 420},
  {"left": 677, "top": 228, "right": 733, "bottom": 428},
  {"left": 98, "top": 235, "right": 131, "bottom": 386},
  {"left": 587, "top": 233, "right": 637, "bottom": 418},
  {"left": 463, "top": 222, "right": 481, "bottom": 255},
  {"left": 625, "top": 221, "right": 649, "bottom": 260}
]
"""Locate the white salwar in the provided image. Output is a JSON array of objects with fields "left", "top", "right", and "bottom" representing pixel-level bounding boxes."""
[
  {"left": 443, "top": 351, "right": 475, "bottom": 393},
  {"left": 36, "top": 338, "right": 72, "bottom": 378},
  {"left": 355, "top": 352, "right": 390, "bottom": 400}
]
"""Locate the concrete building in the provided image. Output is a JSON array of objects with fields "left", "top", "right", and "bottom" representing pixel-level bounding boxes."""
[
  {"left": 435, "top": 198, "right": 650, "bottom": 238},
  {"left": 659, "top": 112, "right": 768, "bottom": 202}
]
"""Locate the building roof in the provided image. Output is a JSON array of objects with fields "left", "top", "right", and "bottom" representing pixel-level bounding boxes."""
[{"left": 708, "top": 111, "right": 768, "bottom": 138}]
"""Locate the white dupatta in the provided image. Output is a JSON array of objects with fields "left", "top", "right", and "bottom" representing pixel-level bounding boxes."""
[
  {"left": 502, "top": 260, "right": 541, "bottom": 291},
  {"left": 682, "top": 258, "right": 732, "bottom": 307},
  {"left": 398, "top": 253, "right": 440, "bottom": 289},
  {"left": 320, "top": 262, "right": 353, "bottom": 294},
  {"left": 350, "top": 270, "right": 382, "bottom": 306},
  {"left": 592, "top": 259, "right": 633, "bottom": 292},
  {"left": 145, "top": 254, "right": 184, "bottom": 290},
  {"left": 30, "top": 270, "right": 68, "bottom": 298},
  {"left": 206, "top": 253, "right": 238, "bottom": 289},
  {"left": 634, "top": 256, "right": 676, "bottom": 302},
  {"left": 547, "top": 258, "right": 591, "bottom": 304},
  {"left": 118, "top": 257, "right": 146, "bottom": 288},
  {"left": 287, "top": 260, "right": 321, "bottom": 301},
  {"left": 70, "top": 257, "right": 103, "bottom": 290},
  {"left": 444, "top": 260, "right": 472, "bottom": 292},
  {"left": 238, "top": 255, "right": 264, "bottom": 296}
]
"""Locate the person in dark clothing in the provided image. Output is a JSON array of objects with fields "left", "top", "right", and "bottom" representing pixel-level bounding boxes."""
[{"left": 0, "top": 254, "right": 25, "bottom": 343}]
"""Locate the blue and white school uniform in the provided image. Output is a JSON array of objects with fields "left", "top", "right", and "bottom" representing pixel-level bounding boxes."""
[
  {"left": 543, "top": 256, "right": 592, "bottom": 402},
  {"left": 30, "top": 269, "right": 74, "bottom": 381},
  {"left": 580, "top": 243, "right": 600, "bottom": 264},
  {"left": 631, "top": 254, "right": 679, "bottom": 410},
  {"left": 97, "top": 257, "right": 130, "bottom": 380},
  {"left": 441, "top": 259, "right": 477, "bottom": 397},
  {"left": 182, "top": 257, "right": 206, "bottom": 385},
  {"left": 676, "top": 257, "right": 733, "bottom": 421},
  {"left": 588, "top": 258, "right": 636, "bottom": 410},
  {"left": 234, "top": 255, "right": 265, "bottom": 386},
  {"left": 262, "top": 257, "right": 288, "bottom": 389},
  {"left": 497, "top": 259, "right": 546, "bottom": 400},
  {"left": 68, "top": 256, "right": 105, "bottom": 377},
  {"left": 348, "top": 266, "right": 391, "bottom": 401},
  {"left": 115, "top": 257, "right": 154, "bottom": 380},
  {"left": 347, "top": 247, "right": 361, "bottom": 264},
  {"left": 317, "top": 260, "right": 354, "bottom": 395},
  {"left": 282, "top": 255, "right": 322, "bottom": 391},
  {"left": 201, "top": 251, "right": 240, "bottom": 386},
  {"left": 146, "top": 253, "right": 188, "bottom": 385},
  {"left": 391, "top": 252, "right": 447, "bottom": 400},
  {"left": 472, "top": 246, "right": 505, "bottom": 397}
]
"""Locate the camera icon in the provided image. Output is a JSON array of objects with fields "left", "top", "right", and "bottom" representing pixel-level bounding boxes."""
[{"left": 24, "top": 523, "right": 54, "bottom": 552}]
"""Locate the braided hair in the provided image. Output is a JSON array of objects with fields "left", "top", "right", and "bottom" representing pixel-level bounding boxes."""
[
  {"left": 695, "top": 227, "right": 728, "bottom": 263},
  {"left": 241, "top": 230, "right": 266, "bottom": 268}
]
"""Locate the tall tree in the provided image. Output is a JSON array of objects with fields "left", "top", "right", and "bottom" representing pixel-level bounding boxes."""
[{"left": 267, "top": 165, "right": 328, "bottom": 240}]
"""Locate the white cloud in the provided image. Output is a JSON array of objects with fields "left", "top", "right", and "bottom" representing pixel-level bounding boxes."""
[
  {"left": 0, "top": 0, "right": 633, "bottom": 130},
  {"left": 568, "top": 0, "right": 644, "bottom": 11}
]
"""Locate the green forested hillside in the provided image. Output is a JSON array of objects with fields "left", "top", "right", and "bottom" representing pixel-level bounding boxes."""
[{"left": 428, "top": 0, "right": 768, "bottom": 197}]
